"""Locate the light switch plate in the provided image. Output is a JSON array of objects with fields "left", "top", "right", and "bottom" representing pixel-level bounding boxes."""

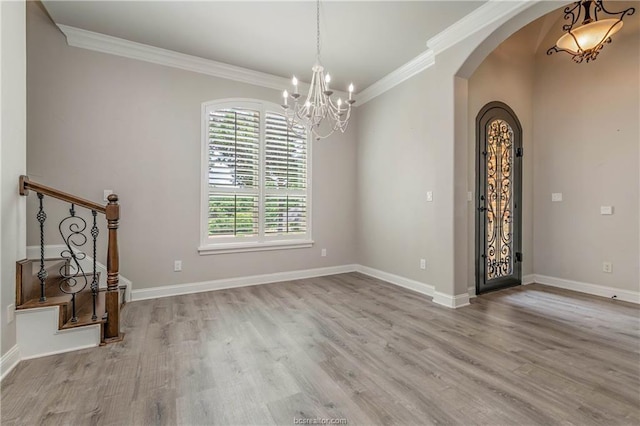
[
  {"left": 426, "top": 191, "right": 433, "bottom": 202},
  {"left": 600, "top": 206, "right": 613, "bottom": 215},
  {"left": 467, "top": 191, "right": 473, "bottom": 202},
  {"left": 552, "top": 193, "right": 563, "bottom": 202}
]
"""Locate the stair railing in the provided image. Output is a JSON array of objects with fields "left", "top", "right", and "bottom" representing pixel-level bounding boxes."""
[{"left": 19, "top": 175, "right": 122, "bottom": 341}]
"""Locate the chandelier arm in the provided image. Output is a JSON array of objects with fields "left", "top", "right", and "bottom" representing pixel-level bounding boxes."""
[
  {"left": 597, "top": 0, "right": 636, "bottom": 18},
  {"left": 280, "top": 0, "right": 355, "bottom": 140},
  {"left": 562, "top": 2, "right": 582, "bottom": 31}
]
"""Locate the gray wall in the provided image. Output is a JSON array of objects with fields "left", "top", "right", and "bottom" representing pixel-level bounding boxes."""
[
  {"left": 357, "top": 1, "right": 638, "bottom": 298},
  {"left": 355, "top": 67, "right": 442, "bottom": 288},
  {"left": 1, "top": 0, "right": 27, "bottom": 357},
  {"left": 466, "top": 4, "right": 639, "bottom": 293},
  {"left": 26, "top": 3, "right": 357, "bottom": 291},
  {"left": 531, "top": 6, "right": 639, "bottom": 291}
]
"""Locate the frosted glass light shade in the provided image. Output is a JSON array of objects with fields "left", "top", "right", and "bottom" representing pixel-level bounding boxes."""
[{"left": 557, "top": 18, "right": 623, "bottom": 53}]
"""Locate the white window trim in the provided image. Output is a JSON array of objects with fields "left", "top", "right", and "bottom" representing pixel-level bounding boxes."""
[{"left": 199, "top": 98, "right": 313, "bottom": 255}]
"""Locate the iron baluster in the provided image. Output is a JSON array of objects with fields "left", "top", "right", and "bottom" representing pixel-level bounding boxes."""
[
  {"left": 91, "top": 210, "right": 99, "bottom": 321},
  {"left": 58, "top": 203, "right": 89, "bottom": 324},
  {"left": 36, "top": 193, "right": 48, "bottom": 302}
]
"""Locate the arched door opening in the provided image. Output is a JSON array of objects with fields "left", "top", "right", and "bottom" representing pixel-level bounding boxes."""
[{"left": 476, "top": 102, "right": 523, "bottom": 295}]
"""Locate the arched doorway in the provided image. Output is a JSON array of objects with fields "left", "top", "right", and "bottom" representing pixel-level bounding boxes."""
[{"left": 475, "top": 102, "right": 522, "bottom": 294}]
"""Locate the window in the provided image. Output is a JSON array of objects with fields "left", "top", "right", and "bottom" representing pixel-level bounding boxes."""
[{"left": 199, "top": 99, "right": 312, "bottom": 254}]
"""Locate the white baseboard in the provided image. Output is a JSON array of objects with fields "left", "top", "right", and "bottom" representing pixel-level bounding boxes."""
[
  {"left": 132, "top": 263, "right": 476, "bottom": 309},
  {"left": 356, "top": 265, "right": 434, "bottom": 297},
  {"left": 26, "top": 245, "right": 133, "bottom": 301},
  {"left": 16, "top": 306, "right": 101, "bottom": 359},
  {"left": 534, "top": 274, "right": 640, "bottom": 304},
  {"left": 433, "top": 291, "right": 471, "bottom": 308},
  {"left": 0, "top": 345, "right": 21, "bottom": 381},
  {"left": 131, "top": 264, "right": 358, "bottom": 301}
]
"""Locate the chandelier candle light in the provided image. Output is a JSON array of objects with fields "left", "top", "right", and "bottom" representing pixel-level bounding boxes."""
[
  {"left": 547, "top": 0, "right": 635, "bottom": 63},
  {"left": 281, "top": 0, "right": 355, "bottom": 140}
]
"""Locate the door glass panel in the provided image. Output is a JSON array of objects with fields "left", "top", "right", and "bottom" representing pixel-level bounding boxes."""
[{"left": 486, "top": 119, "right": 514, "bottom": 280}]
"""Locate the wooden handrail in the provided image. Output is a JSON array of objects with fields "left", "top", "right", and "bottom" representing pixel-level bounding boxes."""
[{"left": 19, "top": 175, "right": 106, "bottom": 214}]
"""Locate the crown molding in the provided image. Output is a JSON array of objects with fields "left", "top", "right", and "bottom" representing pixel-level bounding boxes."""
[
  {"left": 358, "top": 0, "right": 537, "bottom": 105},
  {"left": 58, "top": 24, "right": 294, "bottom": 93},
  {"left": 426, "top": 0, "right": 534, "bottom": 55},
  {"left": 356, "top": 49, "right": 435, "bottom": 105},
  {"left": 59, "top": 1, "right": 537, "bottom": 106}
]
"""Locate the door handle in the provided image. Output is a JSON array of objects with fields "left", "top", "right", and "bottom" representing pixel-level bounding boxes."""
[{"left": 478, "top": 206, "right": 486, "bottom": 212}]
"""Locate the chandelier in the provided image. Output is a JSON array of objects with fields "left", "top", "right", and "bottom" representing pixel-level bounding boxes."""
[
  {"left": 547, "top": 0, "right": 635, "bottom": 63},
  {"left": 281, "top": 0, "right": 355, "bottom": 140}
]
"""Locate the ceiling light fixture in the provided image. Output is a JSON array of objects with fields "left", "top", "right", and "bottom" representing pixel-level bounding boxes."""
[
  {"left": 281, "top": 0, "right": 355, "bottom": 140},
  {"left": 547, "top": 0, "right": 635, "bottom": 63}
]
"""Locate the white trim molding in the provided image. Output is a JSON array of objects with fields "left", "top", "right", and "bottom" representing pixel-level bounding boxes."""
[
  {"left": 433, "top": 291, "right": 471, "bottom": 309},
  {"left": 132, "top": 263, "right": 473, "bottom": 309},
  {"left": 58, "top": 25, "right": 294, "bottom": 93},
  {"left": 57, "top": 1, "right": 537, "bottom": 107},
  {"left": 131, "top": 264, "right": 358, "bottom": 301},
  {"left": 356, "top": 265, "right": 434, "bottom": 298},
  {"left": 426, "top": 0, "right": 535, "bottom": 55},
  {"left": 0, "top": 345, "right": 21, "bottom": 381},
  {"left": 358, "top": 0, "right": 538, "bottom": 105},
  {"left": 356, "top": 50, "right": 435, "bottom": 105},
  {"left": 534, "top": 274, "right": 640, "bottom": 304}
]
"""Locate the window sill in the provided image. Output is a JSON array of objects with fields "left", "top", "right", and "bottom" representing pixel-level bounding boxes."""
[{"left": 198, "top": 240, "right": 314, "bottom": 255}]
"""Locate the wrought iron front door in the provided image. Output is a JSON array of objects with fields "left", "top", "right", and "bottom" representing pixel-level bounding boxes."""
[{"left": 476, "top": 102, "right": 522, "bottom": 295}]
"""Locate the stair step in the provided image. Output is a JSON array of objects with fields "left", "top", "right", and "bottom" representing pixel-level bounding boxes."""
[
  {"left": 61, "top": 290, "right": 107, "bottom": 329},
  {"left": 17, "top": 258, "right": 70, "bottom": 304},
  {"left": 17, "top": 295, "right": 69, "bottom": 310}
]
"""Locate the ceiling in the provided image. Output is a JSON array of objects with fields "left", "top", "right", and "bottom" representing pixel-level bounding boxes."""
[{"left": 42, "top": 1, "right": 487, "bottom": 91}]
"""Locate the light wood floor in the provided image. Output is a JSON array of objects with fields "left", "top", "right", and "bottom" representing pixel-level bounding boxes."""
[{"left": 1, "top": 273, "right": 639, "bottom": 425}]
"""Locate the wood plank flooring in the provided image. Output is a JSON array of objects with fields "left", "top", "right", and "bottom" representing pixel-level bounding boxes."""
[{"left": 1, "top": 273, "right": 639, "bottom": 425}]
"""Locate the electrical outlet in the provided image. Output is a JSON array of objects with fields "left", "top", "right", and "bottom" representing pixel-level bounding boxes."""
[
  {"left": 420, "top": 259, "right": 426, "bottom": 270},
  {"left": 426, "top": 191, "right": 433, "bottom": 202},
  {"left": 600, "top": 206, "right": 613, "bottom": 215},
  {"left": 174, "top": 260, "right": 182, "bottom": 272},
  {"left": 103, "top": 190, "right": 114, "bottom": 202},
  {"left": 321, "top": 248, "right": 327, "bottom": 257},
  {"left": 552, "top": 193, "right": 563, "bottom": 202},
  {"left": 602, "top": 262, "right": 612, "bottom": 273},
  {"left": 7, "top": 304, "right": 15, "bottom": 324}
]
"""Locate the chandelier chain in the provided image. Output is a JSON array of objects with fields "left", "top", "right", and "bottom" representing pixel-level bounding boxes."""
[{"left": 316, "top": 0, "right": 321, "bottom": 59}]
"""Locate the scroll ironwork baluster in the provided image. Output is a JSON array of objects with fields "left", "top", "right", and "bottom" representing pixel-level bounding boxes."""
[
  {"left": 36, "top": 193, "right": 47, "bottom": 302},
  {"left": 58, "top": 203, "right": 89, "bottom": 323},
  {"left": 91, "top": 210, "right": 99, "bottom": 321}
]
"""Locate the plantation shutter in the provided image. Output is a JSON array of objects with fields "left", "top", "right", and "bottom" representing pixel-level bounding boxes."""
[
  {"left": 264, "top": 112, "right": 308, "bottom": 235},
  {"left": 207, "top": 108, "right": 260, "bottom": 237}
]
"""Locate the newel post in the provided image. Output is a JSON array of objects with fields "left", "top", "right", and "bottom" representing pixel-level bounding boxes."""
[{"left": 104, "top": 194, "right": 122, "bottom": 341}]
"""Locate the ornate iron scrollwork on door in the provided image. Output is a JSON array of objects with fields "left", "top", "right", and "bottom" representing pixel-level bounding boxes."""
[
  {"left": 486, "top": 119, "right": 514, "bottom": 280},
  {"left": 476, "top": 101, "right": 522, "bottom": 295}
]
